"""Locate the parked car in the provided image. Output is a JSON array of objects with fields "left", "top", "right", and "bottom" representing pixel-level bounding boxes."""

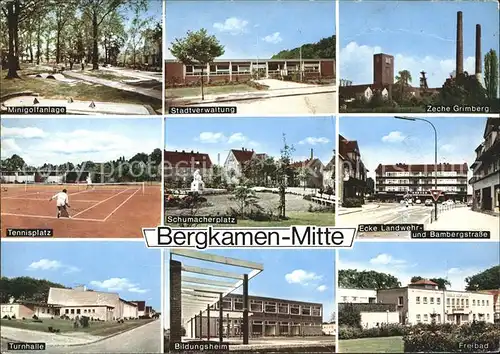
[
  {"left": 424, "top": 199, "right": 433, "bottom": 206},
  {"left": 415, "top": 199, "right": 422, "bottom": 204},
  {"left": 444, "top": 199, "right": 455, "bottom": 205}
]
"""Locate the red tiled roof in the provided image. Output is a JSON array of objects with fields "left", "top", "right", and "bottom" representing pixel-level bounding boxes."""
[
  {"left": 290, "top": 158, "right": 314, "bottom": 168},
  {"left": 231, "top": 149, "right": 255, "bottom": 163},
  {"left": 376, "top": 163, "right": 468, "bottom": 174},
  {"left": 339, "top": 135, "right": 359, "bottom": 158},
  {"left": 164, "top": 150, "right": 212, "bottom": 168},
  {"left": 412, "top": 279, "right": 438, "bottom": 286}
]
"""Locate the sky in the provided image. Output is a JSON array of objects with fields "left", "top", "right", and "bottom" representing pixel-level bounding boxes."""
[
  {"left": 340, "top": 0, "right": 499, "bottom": 88},
  {"left": 339, "top": 116, "right": 487, "bottom": 191},
  {"left": 165, "top": 0, "right": 336, "bottom": 59},
  {"left": 1, "top": 241, "right": 162, "bottom": 311},
  {"left": 339, "top": 242, "right": 499, "bottom": 291},
  {"left": 0, "top": 119, "right": 162, "bottom": 167},
  {"left": 164, "top": 249, "right": 335, "bottom": 327},
  {"left": 121, "top": 0, "right": 162, "bottom": 50},
  {"left": 165, "top": 116, "right": 336, "bottom": 166}
]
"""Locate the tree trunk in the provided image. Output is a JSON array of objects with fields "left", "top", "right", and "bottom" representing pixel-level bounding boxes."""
[
  {"left": 5, "top": 4, "right": 20, "bottom": 79},
  {"left": 36, "top": 29, "right": 41, "bottom": 65},
  {"left": 92, "top": 11, "right": 99, "bottom": 70},
  {"left": 56, "top": 28, "right": 61, "bottom": 63},
  {"left": 28, "top": 32, "right": 34, "bottom": 63},
  {"left": 13, "top": 1, "right": 20, "bottom": 71},
  {"left": 45, "top": 36, "right": 49, "bottom": 63},
  {"left": 201, "top": 67, "right": 205, "bottom": 100}
]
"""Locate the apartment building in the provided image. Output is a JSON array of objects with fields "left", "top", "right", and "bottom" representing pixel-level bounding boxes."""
[
  {"left": 192, "top": 294, "right": 323, "bottom": 338},
  {"left": 164, "top": 150, "right": 213, "bottom": 186},
  {"left": 375, "top": 163, "right": 469, "bottom": 202},
  {"left": 339, "top": 288, "right": 377, "bottom": 304},
  {"left": 290, "top": 149, "right": 325, "bottom": 189},
  {"left": 338, "top": 135, "right": 368, "bottom": 202},
  {"left": 165, "top": 59, "right": 335, "bottom": 84},
  {"left": 470, "top": 117, "right": 500, "bottom": 214},
  {"left": 223, "top": 148, "right": 269, "bottom": 184},
  {"left": 479, "top": 289, "right": 500, "bottom": 322}
]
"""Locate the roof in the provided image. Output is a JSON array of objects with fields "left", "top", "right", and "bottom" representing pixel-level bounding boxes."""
[
  {"left": 339, "top": 83, "right": 388, "bottom": 98},
  {"left": 120, "top": 298, "right": 138, "bottom": 307},
  {"left": 411, "top": 279, "right": 438, "bottom": 286},
  {"left": 375, "top": 163, "right": 468, "bottom": 174},
  {"left": 230, "top": 149, "right": 255, "bottom": 163},
  {"left": 290, "top": 158, "right": 322, "bottom": 168},
  {"left": 166, "top": 58, "right": 334, "bottom": 63},
  {"left": 484, "top": 117, "right": 500, "bottom": 138},
  {"left": 164, "top": 150, "right": 212, "bottom": 169},
  {"left": 47, "top": 287, "right": 119, "bottom": 308},
  {"left": 339, "top": 135, "right": 359, "bottom": 158}
]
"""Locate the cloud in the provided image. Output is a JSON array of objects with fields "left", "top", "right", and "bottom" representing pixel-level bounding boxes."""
[
  {"left": 262, "top": 32, "right": 283, "bottom": 44},
  {"left": 285, "top": 269, "right": 323, "bottom": 285},
  {"left": 1, "top": 138, "right": 22, "bottom": 156},
  {"left": 339, "top": 254, "right": 481, "bottom": 291},
  {"left": 381, "top": 131, "right": 406, "bottom": 143},
  {"left": 27, "top": 259, "right": 80, "bottom": 273},
  {"left": 213, "top": 17, "right": 249, "bottom": 35},
  {"left": 370, "top": 253, "right": 407, "bottom": 266},
  {"left": 316, "top": 285, "right": 328, "bottom": 292},
  {"left": 299, "top": 137, "right": 331, "bottom": 145},
  {"left": 1, "top": 126, "right": 46, "bottom": 139},
  {"left": 89, "top": 277, "right": 149, "bottom": 294},
  {"left": 197, "top": 132, "right": 227, "bottom": 144},
  {"left": 340, "top": 41, "right": 477, "bottom": 88},
  {"left": 227, "top": 133, "right": 248, "bottom": 144}
]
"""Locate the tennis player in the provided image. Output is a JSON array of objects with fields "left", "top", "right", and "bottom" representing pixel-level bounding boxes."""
[
  {"left": 86, "top": 175, "right": 93, "bottom": 190},
  {"left": 49, "top": 189, "right": 71, "bottom": 218}
]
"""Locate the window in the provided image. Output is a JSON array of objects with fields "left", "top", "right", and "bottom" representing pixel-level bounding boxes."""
[
  {"left": 312, "top": 306, "right": 321, "bottom": 317},
  {"left": 301, "top": 306, "right": 311, "bottom": 316},
  {"left": 416, "top": 314, "right": 421, "bottom": 323},
  {"left": 41, "top": 308, "right": 45, "bottom": 313},
  {"left": 250, "top": 300, "right": 263, "bottom": 312},
  {"left": 76, "top": 309, "right": 81, "bottom": 314},
  {"left": 84, "top": 309, "right": 87, "bottom": 313},
  {"left": 416, "top": 297, "right": 421, "bottom": 304},
  {"left": 234, "top": 298, "right": 243, "bottom": 311},
  {"left": 398, "top": 297, "right": 404, "bottom": 306},
  {"left": 423, "top": 297, "right": 428, "bottom": 304},
  {"left": 222, "top": 299, "right": 232, "bottom": 310},
  {"left": 437, "top": 298, "right": 441, "bottom": 305},
  {"left": 290, "top": 305, "right": 300, "bottom": 315},
  {"left": 486, "top": 300, "right": 489, "bottom": 306},
  {"left": 452, "top": 299, "right": 455, "bottom": 306},
  {"left": 482, "top": 300, "right": 485, "bottom": 306},
  {"left": 92, "top": 309, "right": 95, "bottom": 313},
  {"left": 424, "top": 314, "right": 428, "bottom": 322},
  {"left": 71, "top": 309, "right": 75, "bottom": 314},
  {"left": 352, "top": 297, "right": 358, "bottom": 301},
  {"left": 278, "top": 303, "right": 289, "bottom": 314},
  {"left": 447, "top": 298, "right": 450, "bottom": 305},
  {"left": 487, "top": 314, "right": 490, "bottom": 320},
  {"left": 430, "top": 297, "right": 434, "bottom": 304},
  {"left": 473, "top": 299, "right": 476, "bottom": 306},
  {"left": 465, "top": 299, "right": 468, "bottom": 306},
  {"left": 264, "top": 302, "right": 277, "bottom": 313}
]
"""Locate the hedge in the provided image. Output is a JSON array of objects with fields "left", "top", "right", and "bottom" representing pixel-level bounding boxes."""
[
  {"left": 339, "top": 324, "right": 406, "bottom": 340},
  {"left": 403, "top": 322, "right": 500, "bottom": 352}
]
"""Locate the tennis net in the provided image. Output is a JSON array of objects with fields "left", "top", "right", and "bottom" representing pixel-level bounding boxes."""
[{"left": 76, "top": 182, "right": 146, "bottom": 194}]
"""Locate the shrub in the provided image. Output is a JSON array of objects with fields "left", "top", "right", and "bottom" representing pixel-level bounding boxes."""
[
  {"left": 342, "top": 197, "right": 363, "bottom": 208},
  {"left": 339, "top": 325, "right": 362, "bottom": 340},
  {"left": 11, "top": 315, "right": 16, "bottom": 319},
  {"left": 2, "top": 315, "right": 8, "bottom": 319},
  {"left": 32, "top": 315, "right": 38, "bottom": 320},
  {"left": 80, "top": 316, "right": 90, "bottom": 328},
  {"left": 324, "top": 186, "right": 334, "bottom": 195},
  {"left": 339, "top": 303, "right": 361, "bottom": 328}
]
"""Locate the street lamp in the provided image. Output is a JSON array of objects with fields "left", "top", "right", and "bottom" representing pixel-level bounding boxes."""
[
  {"left": 298, "top": 29, "right": 303, "bottom": 82},
  {"left": 395, "top": 116, "right": 438, "bottom": 221}
]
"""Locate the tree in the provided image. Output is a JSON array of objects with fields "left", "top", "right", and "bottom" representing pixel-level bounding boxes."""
[
  {"left": 465, "top": 266, "right": 500, "bottom": 291},
  {"left": 339, "top": 269, "right": 401, "bottom": 289},
  {"left": 124, "top": 12, "right": 151, "bottom": 67},
  {"left": 53, "top": 0, "right": 78, "bottom": 64},
  {"left": 229, "top": 185, "right": 260, "bottom": 216},
  {"left": 395, "top": 69, "right": 412, "bottom": 100},
  {"left": 79, "top": 0, "right": 147, "bottom": 70},
  {"left": 338, "top": 303, "right": 361, "bottom": 328},
  {"left": 100, "top": 10, "right": 126, "bottom": 65},
  {"left": 0, "top": 276, "right": 68, "bottom": 303},
  {"left": 3, "top": 154, "right": 26, "bottom": 171},
  {"left": 410, "top": 276, "right": 451, "bottom": 290},
  {"left": 276, "top": 134, "right": 294, "bottom": 218},
  {"left": 366, "top": 177, "right": 375, "bottom": 195},
  {"left": 484, "top": 49, "right": 499, "bottom": 100},
  {"left": 169, "top": 28, "right": 225, "bottom": 100},
  {"left": 272, "top": 35, "right": 336, "bottom": 60},
  {"left": 298, "top": 166, "right": 311, "bottom": 190}
]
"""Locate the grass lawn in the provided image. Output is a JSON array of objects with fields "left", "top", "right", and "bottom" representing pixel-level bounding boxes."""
[
  {"left": 1, "top": 71, "right": 161, "bottom": 110},
  {"left": 166, "top": 84, "right": 258, "bottom": 98},
  {"left": 339, "top": 337, "right": 404, "bottom": 353},
  {"left": 0, "top": 318, "right": 153, "bottom": 336},
  {"left": 80, "top": 70, "right": 129, "bottom": 81}
]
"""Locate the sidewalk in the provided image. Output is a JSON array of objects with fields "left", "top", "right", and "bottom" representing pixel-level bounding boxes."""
[
  {"left": 338, "top": 204, "right": 380, "bottom": 216},
  {"left": 0, "top": 326, "right": 101, "bottom": 346},
  {"left": 64, "top": 71, "right": 162, "bottom": 100},
  {"left": 172, "top": 85, "right": 336, "bottom": 105},
  {"left": 427, "top": 207, "right": 500, "bottom": 237}
]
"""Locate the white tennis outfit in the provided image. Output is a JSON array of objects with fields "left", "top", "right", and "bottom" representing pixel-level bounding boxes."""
[
  {"left": 52, "top": 192, "right": 69, "bottom": 207},
  {"left": 87, "top": 177, "right": 92, "bottom": 185}
]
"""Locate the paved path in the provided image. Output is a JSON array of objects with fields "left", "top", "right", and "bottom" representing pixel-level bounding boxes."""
[
  {"left": 65, "top": 72, "right": 162, "bottom": 100},
  {"left": 254, "top": 78, "right": 318, "bottom": 90},
  {"left": 427, "top": 207, "right": 499, "bottom": 238},
  {"left": 174, "top": 92, "right": 336, "bottom": 115},
  {"left": 101, "top": 67, "right": 162, "bottom": 82},
  {"left": 0, "top": 326, "right": 101, "bottom": 346},
  {"left": 1, "top": 320, "right": 161, "bottom": 353}
]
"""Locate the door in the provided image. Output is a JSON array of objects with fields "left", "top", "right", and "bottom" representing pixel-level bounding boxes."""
[{"left": 455, "top": 315, "right": 461, "bottom": 325}]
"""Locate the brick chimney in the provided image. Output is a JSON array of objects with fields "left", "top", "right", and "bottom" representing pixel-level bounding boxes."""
[
  {"left": 475, "top": 24, "right": 482, "bottom": 82},
  {"left": 456, "top": 11, "right": 463, "bottom": 75},
  {"left": 310, "top": 148, "right": 313, "bottom": 160}
]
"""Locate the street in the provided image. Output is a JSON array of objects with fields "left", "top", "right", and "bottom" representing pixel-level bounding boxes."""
[
  {"left": 339, "top": 203, "right": 499, "bottom": 239},
  {"left": 1, "top": 320, "right": 161, "bottom": 354},
  {"left": 188, "top": 92, "right": 336, "bottom": 115}
]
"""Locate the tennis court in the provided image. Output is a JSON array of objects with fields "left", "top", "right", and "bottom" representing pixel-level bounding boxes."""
[{"left": 1, "top": 182, "right": 161, "bottom": 238}]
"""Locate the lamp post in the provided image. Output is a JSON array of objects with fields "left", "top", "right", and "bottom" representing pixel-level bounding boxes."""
[
  {"left": 298, "top": 29, "right": 303, "bottom": 82},
  {"left": 395, "top": 116, "right": 438, "bottom": 221}
]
